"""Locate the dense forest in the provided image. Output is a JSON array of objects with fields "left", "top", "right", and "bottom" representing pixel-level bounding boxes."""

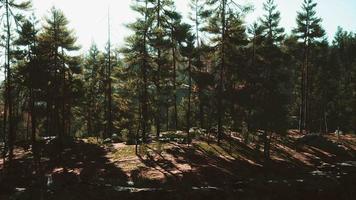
[{"left": 0, "top": 0, "right": 355, "bottom": 199}]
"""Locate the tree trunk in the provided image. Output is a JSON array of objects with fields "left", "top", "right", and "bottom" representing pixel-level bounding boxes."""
[
  {"left": 217, "top": 0, "right": 226, "bottom": 145},
  {"left": 87, "top": 108, "right": 92, "bottom": 136},
  {"left": 324, "top": 111, "right": 328, "bottom": 134},
  {"left": 107, "top": 13, "right": 113, "bottom": 139},
  {"left": 155, "top": 0, "right": 162, "bottom": 139},
  {"left": 141, "top": 0, "right": 149, "bottom": 141},
  {"left": 172, "top": 37, "right": 178, "bottom": 131},
  {"left": 166, "top": 103, "right": 169, "bottom": 131},
  {"left": 5, "top": 0, "right": 15, "bottom": 164},
  {"left": 199, "top": 90, "right": 204, "bottom": 129},
  {"left": 2, "top": 84, "right": 8, "bottom": 167},
  {"left": 263, "top": 130, "right": 271, "bottom": 160},
  {"left": 304, "top": 42, "right": 310, "bottom": 134},
  {"left": 187, "top": 58, "right": 192, "bottom": 144},
  {"left": 26, "top": 109, "right": 30, "bottom": 142},
  {"left": 30, "top": 88, "right": 39, "bottom": 172},
  {"left": 61, "top": 48, "right": 66, "bottom": 140},
  {"left": 136, "top": 99, "right": 142, "bottom": 155}
]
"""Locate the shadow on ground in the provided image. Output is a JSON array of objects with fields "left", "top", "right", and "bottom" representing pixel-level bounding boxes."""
[{"left": 0, "top": 133, "right": 355, "bottom": 200}]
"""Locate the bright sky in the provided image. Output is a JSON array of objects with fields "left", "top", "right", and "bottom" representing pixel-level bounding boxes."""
[{"left": 31, "top": 0, "right": 356, "bottom": 52}]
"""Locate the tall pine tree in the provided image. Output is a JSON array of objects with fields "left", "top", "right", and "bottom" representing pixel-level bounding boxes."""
[{"left": 293, "top": 0, "right": 325, "bottom": 133}]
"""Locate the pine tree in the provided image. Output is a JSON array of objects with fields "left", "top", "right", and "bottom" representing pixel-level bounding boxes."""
[
  {"left": 83, "top": 44, "right": 106, "bottom": 138},
  {"left": 148, "top": 0, "right": 179, "bottom": 137},
  {"left": 293, "top": 0, "right": 325, "bottom": 133},
  {"left": 1, "top": 0, "right": 31, "bottom": 164},
  {"left": 189, "top": 0, "right": 206, "bottom": 128},
  {"left": 179, "top": 26, "right": 195, "bottom": 143},
  {"left": 224, "top": 12, "right": 248, "bottom": 130},
  {"left": 202, "top": 0, "right": 251, "bottom": 144},
  {"left": 14, "top": 16, "right": 41, "bottom": 168},
  {"left": 310, "top": 39, "right": 330, "bottom": 133},
  {"left": 248, "top": 0, "right": 289, "bottom": 160},
  {"left": 105, "top": 12, "right": 113, "bottom": 139},
  {"left": 123, "top": 0, "right": 153, "bottom": 144},
  {"left": 38, "top": 7, "right": 80, "bottom": 150},
  {"left": 260, "top": 0, "right": 284, "bottom": 45},
  {"left": 168, "top": 8, "right": 184, "bottom": 131}
]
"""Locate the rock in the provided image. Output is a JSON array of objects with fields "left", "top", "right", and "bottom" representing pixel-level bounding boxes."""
[
  {"left": 15, "top": 188, "right": 26, "bottom": 192},
  {"left": 103, "top": 138, "right": 112, "bottom": 144},
  {"left": 111, "top": 134, "right": 120, "bottom": 143},
  {"left": 311, "top": 170, "right": 326, "bottom": 176},
  {"left": 338, "top": 161, "right": 356, "bottom": 167}
]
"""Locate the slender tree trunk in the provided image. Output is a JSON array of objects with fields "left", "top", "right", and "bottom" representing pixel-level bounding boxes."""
[
  {"left": 155, "top": 0, "right": 162, "bottom": 139},
  {"left": 61, "top": 48, "right": 66, "bottom": 141},
  {"left": 194, "top": 0, "right": 204, "bottom": 130},
  {"left": 141, "top": 61, "right": 148, "bottom": 140},
  {"left": 324, "top": 111, "right": 328, "bottom": 134},
  {"left": 46, "top": 89, "right": 50, "bottom": 137},
  {"left": 107, "top": 64, "right": 113, "bottom": 138},
  {"left": 26, "top": 108, "right": 30, "bottom": 142},
  {"left": 187, "top": 58, "right": 192, "bottom": 144},
  {"left": 217, "top": 0, "right": 226, "bottom": 145},
  {"left": 30, "top": 88, "right": 39, "bottom": 172},
  {"left": 166, "top": 103, "right": 169, "bottom": 130},
  {"left": 199, "top": 91, "right": 204, "bottom": 129},
  {"left": 156, "top": 60, "right": 162, "bottom": 139},
  {"left": 87, "top": 108, "right": 92, "bottom": 136},
  {"left": 305, "top": 40, "right": 310, "bottom": 133},
  {"left": 263, "top": 130, "right": 270, "bottom": 160},
  {"left": 141, "top": 0, "right": 149, "bottom": 141},
  {"left": 2, "top": 68, "right": 8, "bottom": 167},
  {"left": 136, "top": 94, "right": 142, "bottom": 155},
  {"left": 67, "top": 72, "right": 73, "bottom": 137},
  {"left": 5, "top": 0, "right": 15, "bottom": 163},
  {"left": 107, "top": 13, "right": 113, "bottom": 138},
  {"left": 299, "top": 98, "right": 303, "bottom": 132},
  {"left": 172, "top": 36, "right": 178, "bottom": 131},
  {"left": 299, "top": 36, "right": 307, "bottom": 134},
  {"left": 53, "top": 11, "right": 62, "bottom": 152},
  {"left": 103, "top": 81, "right": 108, "bottom": 138}
]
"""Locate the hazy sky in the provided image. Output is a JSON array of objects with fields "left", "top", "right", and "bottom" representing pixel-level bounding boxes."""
[{"left": 31, "top": 0, "right": 356, "bottom": 52}]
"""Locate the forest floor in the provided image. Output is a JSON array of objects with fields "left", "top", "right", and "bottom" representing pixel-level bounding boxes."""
[{"left": 0, "top": 131, "right": 355, "bottom": 200}]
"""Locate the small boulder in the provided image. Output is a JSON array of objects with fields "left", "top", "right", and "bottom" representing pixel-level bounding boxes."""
[
  {"left": 111, "top": 134, "right": 120, "bottom": 143},
  {"left": 103, "top": 138, "right": 112, "bottom": 144}
]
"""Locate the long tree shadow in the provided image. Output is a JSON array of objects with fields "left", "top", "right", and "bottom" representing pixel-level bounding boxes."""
[
  {"left": 0, "top": 139, "right": 129, "bottom": 199},
  {"left": 278, "top": 134, "right": 355, "bottom": 165},
  {"left": 306, "top": 136, "right": 355, "bottom": 160},
  {"left": 164, "top": 142, "right": 263, "bottom": 187}
]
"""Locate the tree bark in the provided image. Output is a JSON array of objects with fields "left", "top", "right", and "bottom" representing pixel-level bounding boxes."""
[
  {"left": 172, "top": 35, "right": 178, "bottom": 131},
  {"left": 5, "top": 0, "right": 15, "bottom": 164},
  {"left": 217, "top": 0, "right": 226, "bottom": 145},
  {"left": 187, "top": 58, "right": 192, "bottom": 144},
  {"left": 141, "top": 0, "right": 149, "bottom": 141},
  {"left": 155, "top": 0, "right": 162, "bottom": 139}
]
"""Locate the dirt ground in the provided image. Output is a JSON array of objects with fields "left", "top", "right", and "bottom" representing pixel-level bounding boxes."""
[{"left": 0, "top": 132, "right": 355, "bottom": 200}]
